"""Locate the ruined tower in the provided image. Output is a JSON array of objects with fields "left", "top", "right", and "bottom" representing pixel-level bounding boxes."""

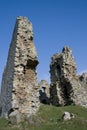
[
  {"left": 50, "top": 46, "right": 87, "bottom": 107},
  {"left": 1, "top": 16, "right": 40, "bottom": 121}
]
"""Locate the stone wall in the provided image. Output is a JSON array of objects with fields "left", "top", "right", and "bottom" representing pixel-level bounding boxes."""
[
  {"left": 50, "top": 46, "right": 87, "bottom": 108},
  {"left": 1, "top": 16, "right": 40, "bottom": 120},
  {"left": 1, "top": 16, "right": 87, "bottom": 123},
  {"left": 39, "top": 80, "right": 50, "bottom": 104}
]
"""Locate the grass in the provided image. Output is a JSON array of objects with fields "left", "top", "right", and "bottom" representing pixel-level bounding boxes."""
[{"left": 0, "top": 104, "right": 87, "bottom": 130}]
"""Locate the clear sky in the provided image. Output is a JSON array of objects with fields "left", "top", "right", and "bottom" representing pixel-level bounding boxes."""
[{"left": 0, "top": 0, "right": 87, "bottom": 85}]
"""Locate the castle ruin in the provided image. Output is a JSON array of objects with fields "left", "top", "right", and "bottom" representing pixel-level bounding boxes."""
[
  {"left": 0, "top": 16, "right": 87, "bottom": 124},
  {"left": 0, "top": 16, "right": 40, "bottom": 122},
  {"left": 50, "top": 46, "right": 87, "bottom": 107}
]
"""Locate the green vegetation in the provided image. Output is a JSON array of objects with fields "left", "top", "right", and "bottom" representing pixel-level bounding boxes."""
[{"left": 0, "top": 105, "right": 87, "bottom": 130}]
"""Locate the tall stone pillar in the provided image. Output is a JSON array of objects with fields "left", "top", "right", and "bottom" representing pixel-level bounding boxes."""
[
  {"left": 1, "top": 16, "right": 39, "bottom": 120},
  {"left": 50, "top": 46, "right": 77, "bottom": 106}
]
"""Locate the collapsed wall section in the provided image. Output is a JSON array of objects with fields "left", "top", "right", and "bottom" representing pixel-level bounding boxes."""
[{"left": 50, "top": 46, "right": 87, "bottom": 107}]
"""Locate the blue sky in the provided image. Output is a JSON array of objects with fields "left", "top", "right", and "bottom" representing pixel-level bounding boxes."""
[{"left": 0, "top": 0, "right": 87, "bottom": 85}]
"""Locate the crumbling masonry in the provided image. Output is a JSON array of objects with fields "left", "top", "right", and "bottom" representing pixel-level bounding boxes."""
[
  {"left": 0, "top": 16, "right": 87, "bottom": 124},
  {"left": 50, "top": 46, "right": 87, "bottom": 107},
  {"left": 0, "top": 16, "right": 40, "bottom": 121}
]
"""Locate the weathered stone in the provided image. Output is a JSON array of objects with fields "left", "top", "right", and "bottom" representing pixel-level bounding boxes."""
[
  {"left": 79, "top": 73, "right": 87, "bottom": 84},
  {"left": 9, "top": 110, "right": 21, "bottom": 124},
  {"left": 0, "top": 16, "right": 40, "bottom": 121},
  {"left": 50, "top": 46, "right": 87, "bottom": 108},
  {"left": 39, "top": 80, "right": 50, "bottom": 104},
  {"left": 62, "top": 111, "right": 75, "bottom": 121},
  {"left": 0, "top": 16, "right": 87, "bottom": 124},
  {"left": 50, "top": 46, "right": 76, "bottom": 106}
]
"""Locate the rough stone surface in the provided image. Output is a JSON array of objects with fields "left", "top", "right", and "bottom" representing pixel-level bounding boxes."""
[
  {"left": 79, "top": 73, "right": 87, "bottom": 85},
  {"left": 0, "top": 16, "right": 87, "bottom": 124},
  {"left": 39, "top": 80, "right": 50, "bottom": 104},
  {"left": 0, "top": 16, "right": 40, "bottom": 120},
  {"left": 62, "top": 111, "right": 75, "bottom": 121},
  {"left": 50, "top": 46, "right": 87, "bottom": 108},
  {"left": 9, "top": 110, "right": 21, "bottom": 124}
]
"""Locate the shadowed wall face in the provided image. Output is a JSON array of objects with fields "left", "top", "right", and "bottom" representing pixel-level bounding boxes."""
[
  {"left": 50, "top": 46, "right": 87, "bottom": 108},
  {"left": 50, "top": 47, "right": 76, "bottom": 106}
]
